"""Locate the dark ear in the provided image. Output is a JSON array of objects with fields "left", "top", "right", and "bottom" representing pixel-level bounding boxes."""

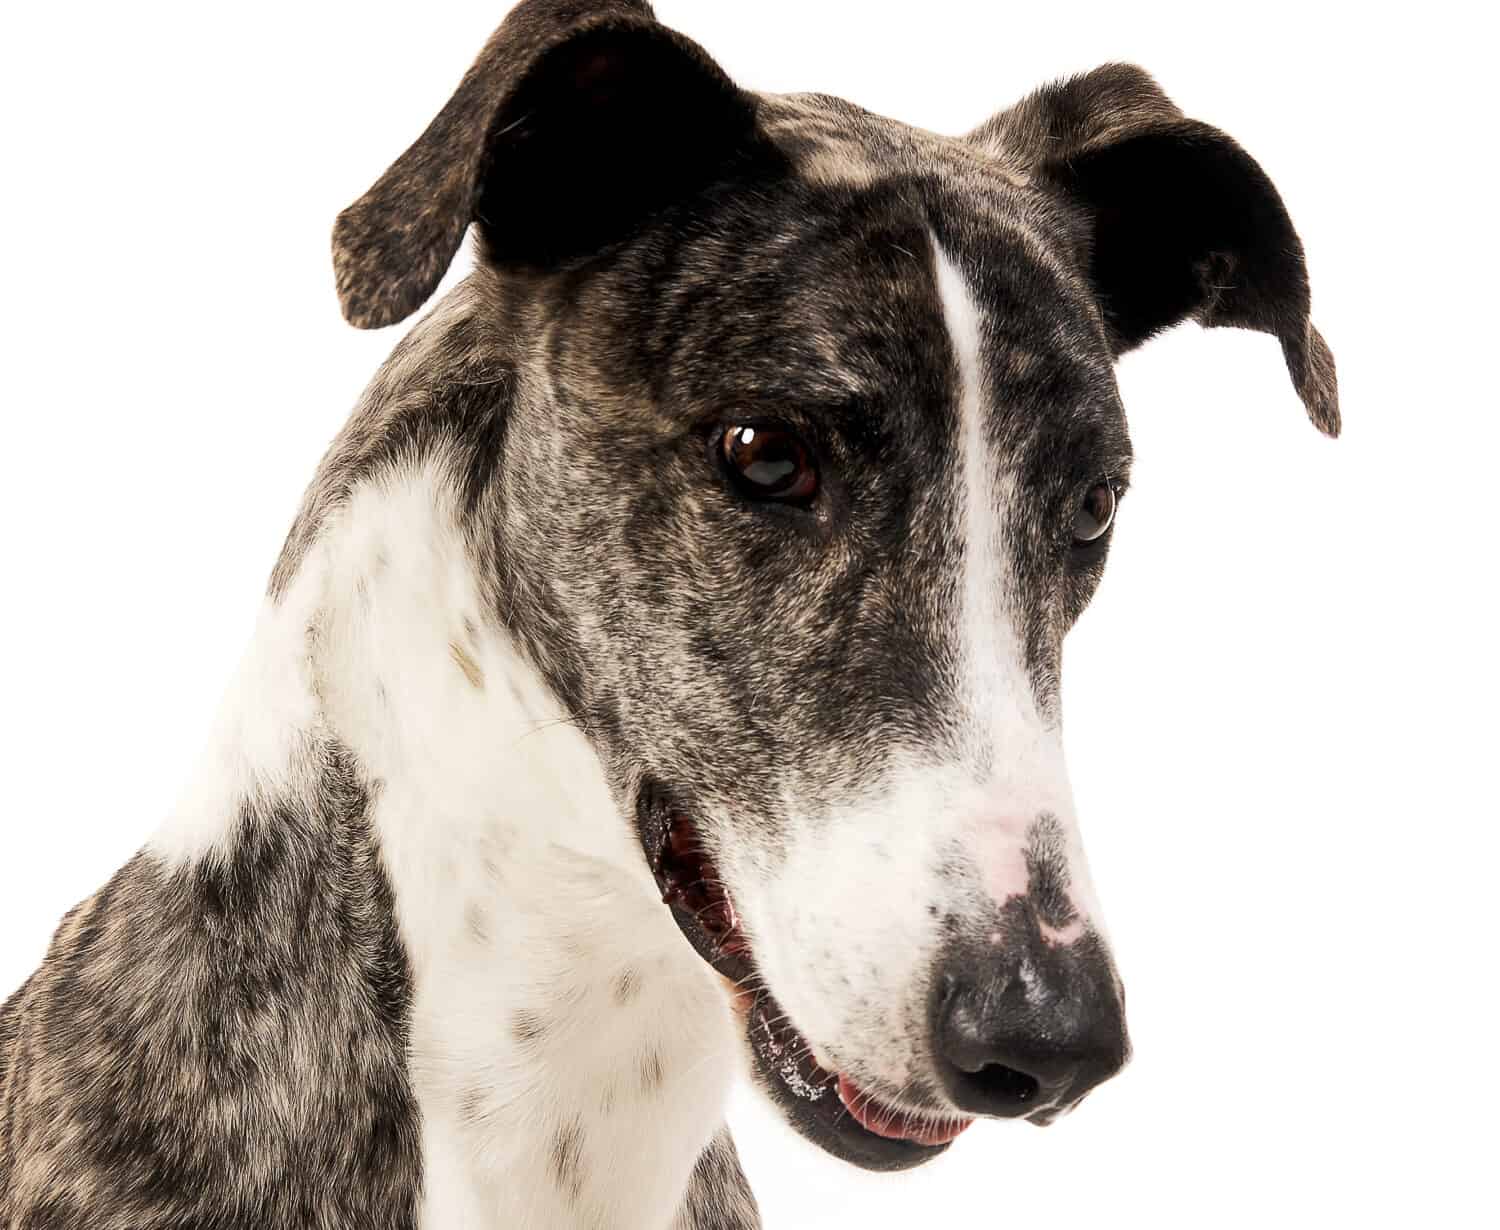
[
  {"left": 333, "top": 0, "right": 759, "bottom": 329},
  {"left": 971, "top": 64, "right": 1339, "bottom": 436}
]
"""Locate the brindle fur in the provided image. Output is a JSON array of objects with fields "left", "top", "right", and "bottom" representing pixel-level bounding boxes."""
[
  {"left": 0, "top": 743, "right": 422, "bottom": 1228},
  {"left": 0, "top": 0, "right": 1336, "bottom": 1225}
]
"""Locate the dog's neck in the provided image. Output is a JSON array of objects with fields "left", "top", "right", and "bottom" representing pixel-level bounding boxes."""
[{"left": 150, "top": 370, "right": 738, "bottom": 1226}]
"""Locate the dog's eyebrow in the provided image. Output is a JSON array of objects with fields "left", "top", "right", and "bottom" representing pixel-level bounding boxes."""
[
  {"left": 1098, "top": 462, "right": 1132, "bottom": 496},
  {"left": 1024, "top": 411, "right": 1133, "bottom": 490},
  {"left": 1101, "top": 447, "right": 1134, "bottom": 490},
  {"left": 1058, "top": 455, "right": 1133, "bottom": 501}
]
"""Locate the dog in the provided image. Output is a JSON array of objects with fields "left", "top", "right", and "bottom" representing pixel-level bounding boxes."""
[{"left": 0, "top": 2, "right": 1339, "bottom": 1226}]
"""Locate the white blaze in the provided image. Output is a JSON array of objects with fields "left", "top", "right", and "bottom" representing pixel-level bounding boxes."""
[{"left": 932, "top": 240, "right": 1086, "bottom": 913}]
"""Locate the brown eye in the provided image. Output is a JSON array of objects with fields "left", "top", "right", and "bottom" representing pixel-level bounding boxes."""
[
  {"left": 720, "top": 423, "right": 818, "bottom": 505},
  {"left": 1072, "top": 482, "right": 1116, "bottom": 544}
]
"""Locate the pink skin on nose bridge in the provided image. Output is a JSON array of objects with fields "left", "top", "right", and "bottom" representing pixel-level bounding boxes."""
[
  {"left": 981, "top": 818, "right": 1089, "bottom": 947},
  {"left": 984, "top": 838, "right": 1031, "bottom": 906}
]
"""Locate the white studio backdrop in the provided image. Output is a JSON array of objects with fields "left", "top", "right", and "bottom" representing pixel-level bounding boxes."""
[{"left": 0, "top": 2, "right": 1494, "bottom": 1227}]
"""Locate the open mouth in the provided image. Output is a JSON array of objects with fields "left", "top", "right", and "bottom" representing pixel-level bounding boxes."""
[{"left": 640, "top": 785, "right": 974, "bottom": 1170}]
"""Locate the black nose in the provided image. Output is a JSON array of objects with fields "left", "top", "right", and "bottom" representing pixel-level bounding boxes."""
[{"left": 930, "top": 934, "right": 1129, "bottom": 1118}]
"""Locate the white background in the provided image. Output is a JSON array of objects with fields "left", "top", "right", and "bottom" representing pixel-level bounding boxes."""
[{"left": 1, "top": 2, "right": 1495, "bottom": 1226}]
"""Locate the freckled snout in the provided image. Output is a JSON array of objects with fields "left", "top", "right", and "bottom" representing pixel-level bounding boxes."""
[{"left": 929, "top": 933, "right": 1129, "bottom": 1121}]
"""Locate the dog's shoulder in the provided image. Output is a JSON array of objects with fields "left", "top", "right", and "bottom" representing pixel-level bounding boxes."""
[{"left": 0, "top": 745, "right": 424, "bottom": 1229}]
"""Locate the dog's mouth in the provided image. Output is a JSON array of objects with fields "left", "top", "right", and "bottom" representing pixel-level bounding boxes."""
[{"left": 641, "top": 788, "right": 973, "bottom": 1170}]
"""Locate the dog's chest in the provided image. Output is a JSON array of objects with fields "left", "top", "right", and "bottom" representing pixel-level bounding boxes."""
[{"left": 398, "top": 837, "right": 738, "bottom": 1230}]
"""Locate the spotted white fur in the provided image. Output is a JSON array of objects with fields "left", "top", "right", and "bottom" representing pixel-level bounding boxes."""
[{"left": 152, "top": 462, "right": 739, "bottom": 1229}]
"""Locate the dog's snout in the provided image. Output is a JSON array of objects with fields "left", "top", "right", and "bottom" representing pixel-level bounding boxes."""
[{"left": 930, "top": 936, "right": 1128, "bottom": 1119}]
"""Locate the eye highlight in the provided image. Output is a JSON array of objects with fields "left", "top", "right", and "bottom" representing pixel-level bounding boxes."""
[
  {"left": 720, "top": 423, "right": 819, "bottom": 506},
  {"left": 1072, "top": 481, "right": 1117, "bottom": 545}
]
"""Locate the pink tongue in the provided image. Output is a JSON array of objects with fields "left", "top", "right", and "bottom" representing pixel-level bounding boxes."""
[{"left": 836, "top": 1075, "right": 974, "bottom": 1147}]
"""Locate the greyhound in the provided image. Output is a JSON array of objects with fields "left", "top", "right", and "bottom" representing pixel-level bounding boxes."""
[{"left": 0, "top": 2, "right": 1339, "bottom": 1227}]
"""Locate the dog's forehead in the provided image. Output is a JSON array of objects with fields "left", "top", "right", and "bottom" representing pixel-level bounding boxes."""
[{"left": 568, "top": 92, "right": 1125, "bottom": 472}]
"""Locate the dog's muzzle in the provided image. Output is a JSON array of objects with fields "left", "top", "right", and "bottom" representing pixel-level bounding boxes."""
[{"left": 636, "top": 781, "right": 1128, "bottom": 1169}]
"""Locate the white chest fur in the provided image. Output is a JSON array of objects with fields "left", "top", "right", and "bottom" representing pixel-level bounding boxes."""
[{"left": 153, "top": 461, "right": 738, "bottom": 1229}]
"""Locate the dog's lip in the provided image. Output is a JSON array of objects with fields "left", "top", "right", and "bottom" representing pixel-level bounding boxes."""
[
  {"left": 733, "top": 982, "right": 974, "bottom": 1148},
  {"left": 736, "top": 970, "right": 957, "bottom": 1167},
  {"left": 834, "top": 1074, "right": 974, "bottom": 1147},
  {"left": 641, "top": 792, "right": 964, "bottom": 1168}
]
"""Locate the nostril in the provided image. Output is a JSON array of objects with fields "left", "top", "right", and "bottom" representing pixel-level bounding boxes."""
[
  {"left": 965, "top": 1062, "right": 1040, "bottom": 1108},
  {"left": 931, "top": 943, "right": 1129, "bottom": 1118}
]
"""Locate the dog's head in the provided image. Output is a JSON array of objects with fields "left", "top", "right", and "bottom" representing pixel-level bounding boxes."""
[{"left": 334, "top": 0, "right": 1337, "bottom": 1170}]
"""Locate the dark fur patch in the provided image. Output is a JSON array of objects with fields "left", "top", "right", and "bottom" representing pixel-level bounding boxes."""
[
  {"left": 612, "top": 968, "right": 640, "bottom": 1004},
  {"left": 0, "top": 744, "right": 420, "bottom": 1229},
  {"left": 1024, "top": 813, "right": 1077, "bottom": 930},
  {"left": 511, "top": 1009, "right": 549, "bottom": 1046},
  {"left": 549, "top": 1116, "right": 586, "bottom": 1203},
  {"left": 459, "top": 1087, "right": 487, "bottom": 1126},
  {"left": 640, "top": 1046, "right": 665, "bottom": 1094},
  {"left": 675, "top": 1129, "right": 761, "bottom": 1229}
]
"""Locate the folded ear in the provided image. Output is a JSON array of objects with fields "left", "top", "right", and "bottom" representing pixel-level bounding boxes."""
[
  {"left": 971, "top": 64, "right": 1339, "bottom": 436},
  {"left": 333, "top": 0, "right": 759, "bottom": 329}
]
